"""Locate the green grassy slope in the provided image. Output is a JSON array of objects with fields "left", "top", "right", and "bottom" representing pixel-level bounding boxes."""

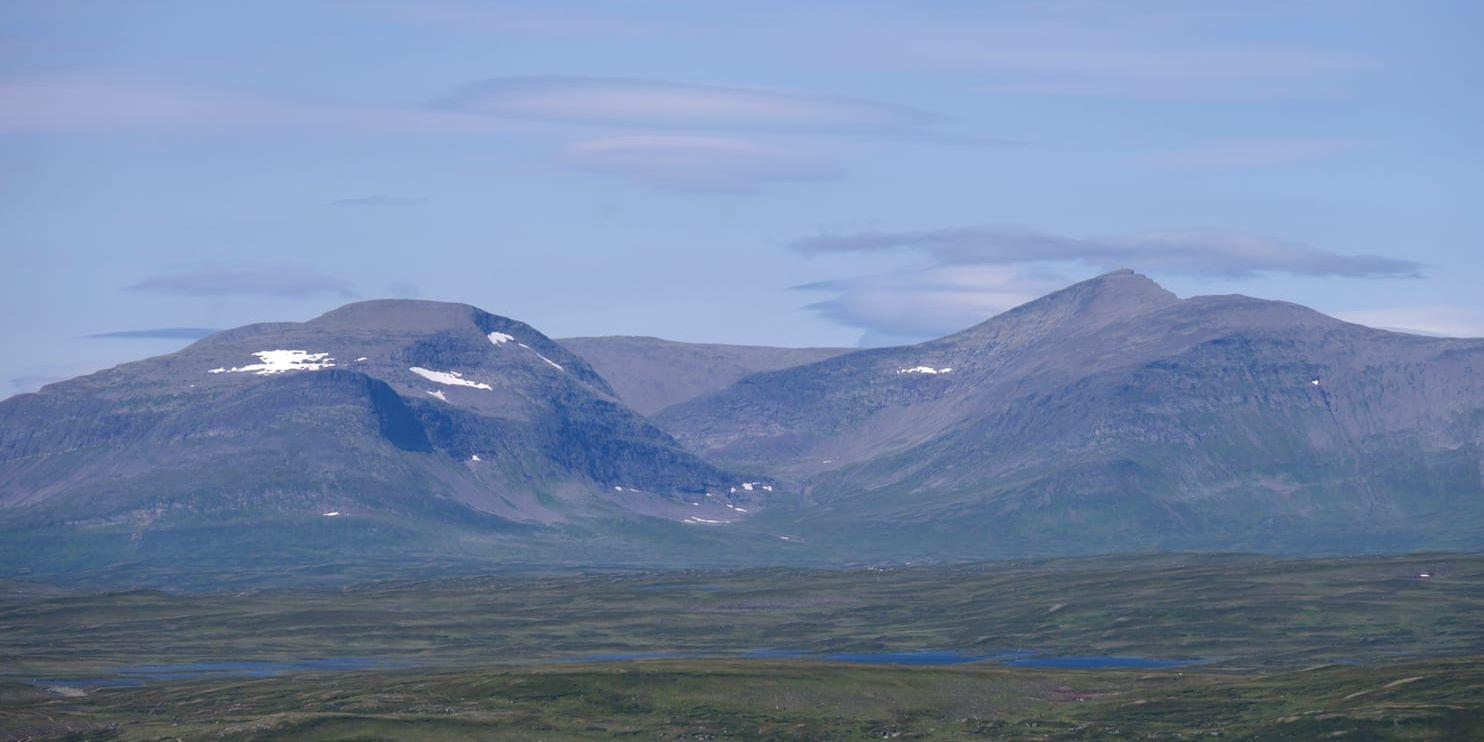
[
  {"left": 4, "top": 656, "right": 1480, "bottom": 740},
  {"left": 3, "top": 554, "right": 1479, "bottom": 681}
]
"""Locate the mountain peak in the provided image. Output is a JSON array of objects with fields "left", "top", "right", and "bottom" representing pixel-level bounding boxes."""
[
  {"left": 1069, "top": 268, "right": 1174, "bottom": 298},
  {"left": 1019, "top": 269, "right": 1177, "bottom": 319},
  {"left": 947, "top": 269, "right": 1178, "bottom": 343},
  {"left": 311, "top": 299, "right": 486, "bottom": 332}
]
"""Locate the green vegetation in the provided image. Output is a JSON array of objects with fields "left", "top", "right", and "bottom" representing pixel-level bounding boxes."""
[
  {"left": 2, "top": 553, "right": 1481, "bottom": 739},
  {"left": 4, "top": 657, "right": 1481, "bottom": 739},
  {"left": 5, "top": 553, "right": 1479, "bottom": 679}
]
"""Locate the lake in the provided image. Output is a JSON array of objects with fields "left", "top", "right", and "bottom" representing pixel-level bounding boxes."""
[{"left": 33, "top": 650, "right": 1199, "bottom": 691}]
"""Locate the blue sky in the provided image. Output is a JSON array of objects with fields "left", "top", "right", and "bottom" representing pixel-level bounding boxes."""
[{"left": 2, "top": 0, "right": 1481, "bottom": 396}]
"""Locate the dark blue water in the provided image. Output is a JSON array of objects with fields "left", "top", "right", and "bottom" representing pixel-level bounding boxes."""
[{"left": 34, "top": 651, "right": 1197, "bottom": 690}]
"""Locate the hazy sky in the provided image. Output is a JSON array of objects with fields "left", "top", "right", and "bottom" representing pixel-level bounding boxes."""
[{"left": 3, "top": 1, "right": 1481, "bottom": 396}]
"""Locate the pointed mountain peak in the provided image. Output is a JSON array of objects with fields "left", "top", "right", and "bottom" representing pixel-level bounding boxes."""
[
  {"left": 1069, "top": 268, "right": 1173, "bottom": 298},
  {"left": 1013, "top": 269, "right": 1178, "bottom": 324},
  {"left": 946, "top": 270, "right": 1179, "bottom": 344}
]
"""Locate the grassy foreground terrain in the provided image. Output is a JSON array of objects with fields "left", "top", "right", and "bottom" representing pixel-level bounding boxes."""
[
  {"left": 3, "top": 657, "right": 1481, "bottom": 739},
  {"left": 1, "top": 553, "right": 1481, "bottom": 739}
]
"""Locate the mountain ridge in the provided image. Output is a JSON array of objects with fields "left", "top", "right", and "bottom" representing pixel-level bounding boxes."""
[
  {"left": 653, "top": 270, "right": 1484, "bottom": 556},
  {"left": 0, "top": 299, "right": 761, "bottom": 528},
  {"left": 2, "top": 271, "right": 1481, "bottom": 586}
]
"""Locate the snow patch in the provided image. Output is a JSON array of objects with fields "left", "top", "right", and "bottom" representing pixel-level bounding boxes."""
[
  {"left": 356, "top": 357, "right": 368, "bottom": 362},
  {"left": 897, "top": 366, "right": 952, "bottom": 375},
  {"left": 1311, "top": 378, "right": 1321, "bottom": 386},
  {"left": 426, "top": 389, "right": 448, "bottom": 402},
  {"left": 470, "top": 454, "right": 481, "bottom": 462},
  {"left": 684, "top": 517, "right": 727, "bottom": 525},
  {"left": 410, "top": 367, "right": 492, "bottom": 389},
  {"left": 323, "top": 511, "right": 341, "bottom": 517},
  {"left": 726, "top": 504, "right": 749, "bottom": 513},
  {"left": 488, "top": 331, "right": 514, "bottom": 346},
  {"left": 209, "top": 350, "right": 335, "bottom": 375},
  {"left": 517, "top": 343, "right": 564, "bottom": 371}
]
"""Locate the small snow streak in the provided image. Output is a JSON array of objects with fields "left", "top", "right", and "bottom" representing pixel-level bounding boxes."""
[
  {"left": 897, "top": 366, "right": 952, "bottom": 375},
  {"left": 323, "top": 511, "right": 341, "bottom": 517},
  {"left": 410, "top": 367, "right": 492, "bottom": 389},
  {"left": 426, "top": 389, "right": 448, "bottom": 402},
  {"left": 209, "top": 350, "right": 335, "bottom": 375},
  {"left": 518, "top": 343, "right": 564, "bottom": 371},
  {"left": 684, "top": 516, "right": 727, "bottom": 525},
  {"left": 488, "top": 331, "right": 514, "bottom": 346}
]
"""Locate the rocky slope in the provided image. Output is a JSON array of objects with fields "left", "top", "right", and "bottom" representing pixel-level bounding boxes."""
[
  {"left": 656, "top": 271, "right": 1484, "bottom": 554},
  {"left": 4, "top": 276, "right": 1481, "bottom": 586},
  {"left": 0, "top": 300, "right": 762, "bottom": 534}
]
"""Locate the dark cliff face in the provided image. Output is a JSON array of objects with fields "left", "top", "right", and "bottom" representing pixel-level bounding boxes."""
[
  {"left": 0, "top": 300, "right": 740, "bottom": 527},
  {"left": 655, "top": 271, "right": 1484, "bottom": 554}
]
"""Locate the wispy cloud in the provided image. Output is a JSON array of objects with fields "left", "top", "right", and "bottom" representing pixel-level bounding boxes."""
[
  {"left": 563, "top": 136, "right": 844, "bottom": 193},
  {"left": 435, "top": 76, "right": 942, "bottom": 134},
  {"left": 793, "top": 224, "right": 1421, "bottom": 279},
  {"left": 85, "top": 327, "right": 218, "bottom": 340},
  {"left": 386, "top": 281, "right": 421, "bottom": 299},
  {"left": 329, "top": 195, "right": 427, "bottom": 207},
  {"left": 796, "top": 265, "right": 1064, "bottom": 342},
  {"left": 821, "top": 7, "right": 1368, "bottom": 101},
  {"left": 367, "top": 0, "right": 652, "bottom": 36},
  {"left": 1334, "top": 306, "right": 1484, "bottom": 338},
  {"left": 1153, "top": 138, "right": 1365, "bottom": 169},
  {"left": 0, "top": 79, "right": 507, "bottom": 134},
  {"left": 126, "top": 265, "right": 356, "bottom": 298}
]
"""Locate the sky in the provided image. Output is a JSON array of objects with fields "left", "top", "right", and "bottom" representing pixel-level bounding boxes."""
[{"left": 2, "top": 0, "right": 1482, "bottom": 396}]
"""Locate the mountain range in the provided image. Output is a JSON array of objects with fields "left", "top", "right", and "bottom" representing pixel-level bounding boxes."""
[
  {"left": 657, "top": 270, "right": 1484, "bottom": 557},
  {"left": 2, "top": 271, "right": 1480, "bottom": 586}
]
